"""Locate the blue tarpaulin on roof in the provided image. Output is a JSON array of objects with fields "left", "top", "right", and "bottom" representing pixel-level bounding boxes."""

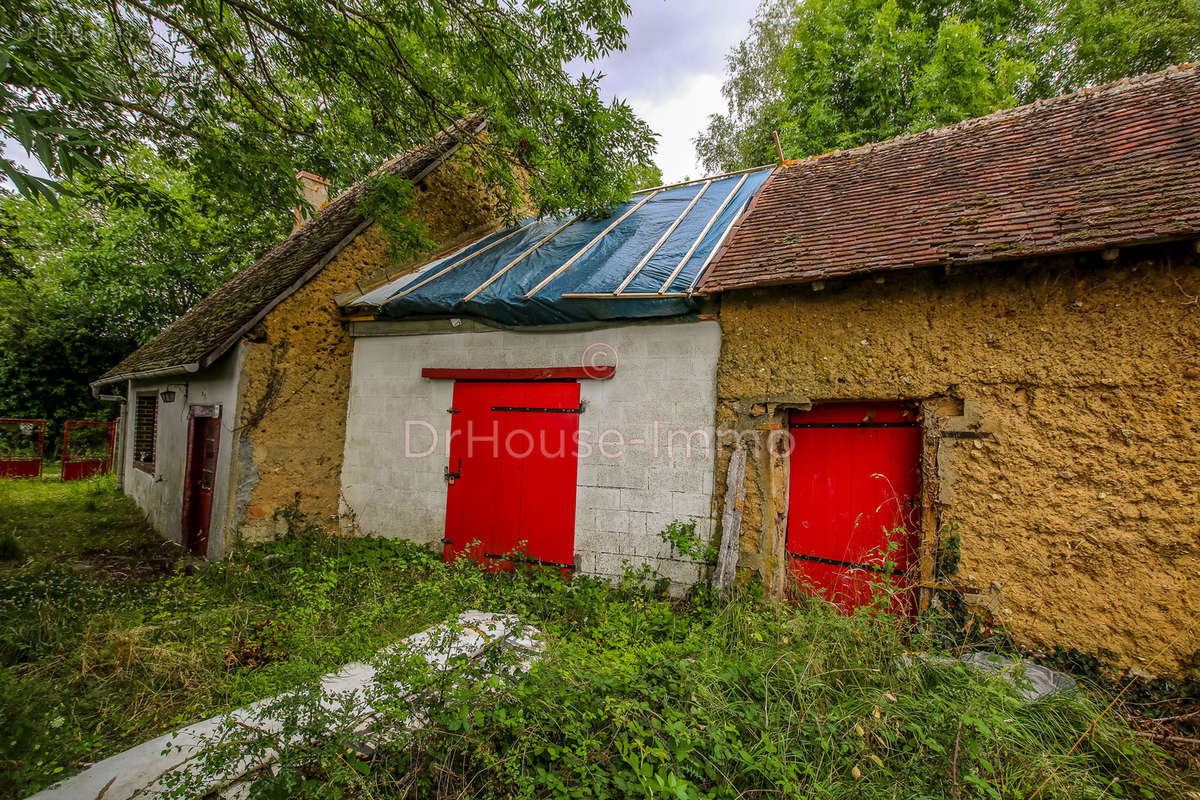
[{"left": 348, "top": 168, "right": 773, "bottom": 326}]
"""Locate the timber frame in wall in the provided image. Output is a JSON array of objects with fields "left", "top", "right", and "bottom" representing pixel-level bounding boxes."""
[{"left": 753, "top": 398, "right": 967, "bottom": 613}]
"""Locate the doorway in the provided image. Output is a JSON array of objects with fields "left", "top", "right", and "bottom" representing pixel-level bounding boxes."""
[
  {"left": 443, "top": 381, "right": 580, "bottom": 570},
  {"left": 182, "top": 406, "right": 221, "bottom": 557},
  {"left": 785, "top": 402, "right": 921, "bottom": 612}
]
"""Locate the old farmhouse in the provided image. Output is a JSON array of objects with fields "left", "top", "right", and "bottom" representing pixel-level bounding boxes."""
[{"left": 92, "top": 64, "right": 1200, "bottom": 675}]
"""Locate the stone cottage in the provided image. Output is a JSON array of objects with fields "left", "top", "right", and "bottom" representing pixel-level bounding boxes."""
[{"left": 91, "top": 116, "right": 511, "bottom": 557}]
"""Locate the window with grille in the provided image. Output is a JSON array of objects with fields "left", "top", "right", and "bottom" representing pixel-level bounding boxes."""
[{"left": 133, "top": 394, "right": 158, "bottom": 471}]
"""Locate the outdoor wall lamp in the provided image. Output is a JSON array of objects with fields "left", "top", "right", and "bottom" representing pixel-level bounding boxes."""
[{"left": 159, "top": 389, "right": 176, "bottom": 403}]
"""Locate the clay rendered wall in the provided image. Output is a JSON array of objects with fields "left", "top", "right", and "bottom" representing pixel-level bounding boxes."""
[
  {"left": 234, "top": 153, "right": 510, "bottom": 537},
  {"left": 714, "top": 243, "right": 1200, "bottom": 674}
]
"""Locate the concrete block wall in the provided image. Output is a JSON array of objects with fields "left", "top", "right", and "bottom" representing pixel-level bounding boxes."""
[{"left": 339, "top": 319, "right": 722, "bottom": 589}]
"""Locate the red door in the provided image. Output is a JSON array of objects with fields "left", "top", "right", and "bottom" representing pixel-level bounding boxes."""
[
  {"left": 182, "top": 408, "right": 221, "bottom": 557},
  {"left": 786, "top": 403, "right": 921, "bottom": 613},
  {"left": 443, "top": 381, "right": 579, "bottom": 570}
]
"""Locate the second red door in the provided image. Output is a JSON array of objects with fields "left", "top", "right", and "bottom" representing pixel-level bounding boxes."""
[{"left": 786, "top": 402, "right": 921, "bottom": 613}]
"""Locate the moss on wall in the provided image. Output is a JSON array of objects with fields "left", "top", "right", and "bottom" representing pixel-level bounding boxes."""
[
  {"left": 234, "top": 152, "right": 509, "bottom": 537},
  {"left": 714, "top": 243, "right": 1200, "bottom": 674}
]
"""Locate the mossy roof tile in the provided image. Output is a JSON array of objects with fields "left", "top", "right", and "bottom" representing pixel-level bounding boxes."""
[
  {"left": 701, "top": 64, "right": 1200, "bottom": 292},
  {"left": 93, "top": 116, "right": 483, "bottom": 385}
]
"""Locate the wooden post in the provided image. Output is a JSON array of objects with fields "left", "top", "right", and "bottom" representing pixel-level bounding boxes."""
[
  {"left": 713, "top": 445, "right": 746, "bottom": 593},
  {"left": 918, "top": 400, "right": 940, "bottom": 613}
]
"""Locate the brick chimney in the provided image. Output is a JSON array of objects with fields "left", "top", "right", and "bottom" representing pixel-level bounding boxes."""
[{"left": 293, "top": 171, "right": 331, "bottom": 231}]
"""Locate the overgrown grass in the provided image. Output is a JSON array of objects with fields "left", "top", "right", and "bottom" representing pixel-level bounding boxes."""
[
  {"left": 0, "top": 472, "right": 155, "bottom": 562},
  {"left": 0, "top": 477, "right": 461, "bottom": 798},
  {"left": 0, "top": 477, "right": 1191, "bottom": 799}
]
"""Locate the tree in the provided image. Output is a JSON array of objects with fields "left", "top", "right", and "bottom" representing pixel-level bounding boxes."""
[
  {"left": 694, "top": 0, "right": 799, "bottom": 175},
  {"left": 1, "top": 0, "right": 657, "bottom": 218},
  {"left": 629, "top": 160, "right": 665, "bottom": 191},
  {"left": 696, "top": 0, "right": 1200, "bottom": 172},
  {"left": 0, "top": 150, "right": 280, "bottom": 443}
]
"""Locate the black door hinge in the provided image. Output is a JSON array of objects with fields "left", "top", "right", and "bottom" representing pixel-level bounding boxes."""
[{"left": 786, "top": 551, "right": 900, "bottom": 575}]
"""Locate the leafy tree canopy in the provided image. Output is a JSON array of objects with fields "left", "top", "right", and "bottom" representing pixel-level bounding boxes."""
[
  {"left": 696, "top": 0, "right": 1200, "bottom": 172},
  {"left": 0, "top": 150, "right": 281, "bottom": 437},
  {"left": 1, "top": 0, "right": 656, "bottom": 218}
]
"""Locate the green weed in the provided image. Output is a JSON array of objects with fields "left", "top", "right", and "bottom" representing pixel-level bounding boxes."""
[
  {"left": 0, "top": 478, "right": 1191, "bottom": 799},
  {"left": 0, "top": 531, "right": 22, "bottom": 562}
]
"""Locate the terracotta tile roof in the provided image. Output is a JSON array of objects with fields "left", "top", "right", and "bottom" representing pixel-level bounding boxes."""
[
  {"left": 92, "top": 115, "right": 485, "bottom": 386},
  {"left": 700, "top": 64, "right": 1200, "bottom": 293}
]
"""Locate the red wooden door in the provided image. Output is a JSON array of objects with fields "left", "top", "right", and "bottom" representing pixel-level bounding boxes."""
[
  {"left": 786, "top": 403, "right": 921, "bottom": 613},
  {"left": 183, "top": 409, "right": 221, "bottom": 557},
  {"left": 444, "top": 381, "right": 579, "bottom": 570}
]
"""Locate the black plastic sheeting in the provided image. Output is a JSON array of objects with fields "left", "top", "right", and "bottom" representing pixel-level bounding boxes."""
[{"left": 349, "top": 168, "right": 773, "bottom": 326}]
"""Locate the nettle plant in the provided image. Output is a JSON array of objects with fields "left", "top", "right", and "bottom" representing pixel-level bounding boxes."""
[{"left": 658, "top": 519, "right": 718, "bottom": 564}]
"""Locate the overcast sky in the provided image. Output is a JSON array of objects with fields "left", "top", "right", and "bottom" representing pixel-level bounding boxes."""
[
  {"left": 575, "top": 0, "right": 759, "bottom": 182},
  {"left": 4, "top": 0, "right": 758, "bottom": 186}
]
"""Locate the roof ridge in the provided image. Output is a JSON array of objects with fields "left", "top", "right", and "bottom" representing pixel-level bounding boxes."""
[
  {"left": 93, "top": 115, "right": 485, "bottom": 386},
  {"left": 701, "top": 62, "right": 1200, "bottom": 293},
  {"left": 784, "top": 62, "right": 1198, "bottom": 168}
]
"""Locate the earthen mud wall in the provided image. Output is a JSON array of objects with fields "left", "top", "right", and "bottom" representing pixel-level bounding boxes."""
[
  {"left": 714, "top": 243, "right": 1200, "bottom": 674},
  {"left": 234, "top": 153, "right": 510, "bottom": 536}
]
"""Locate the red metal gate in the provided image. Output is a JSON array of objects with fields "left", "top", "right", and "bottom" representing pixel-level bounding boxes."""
[
  {"left": 0, "top": 418, "right": 45, "bottom": 478},
  {"left": 786, "top": 403, "right": 921, "bottom": 613},
  {"left": 61, "top": 420, "right": 117, "bottom": 481},
  {"left": 182, "top": 406, "right": 221, "bottom": 557},
  {"left": 443, "top": 381, "right": 580, "bottom": 570}
]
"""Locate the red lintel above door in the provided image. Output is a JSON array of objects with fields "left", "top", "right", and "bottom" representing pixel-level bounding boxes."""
[{"left": 421, "top": 366, "right": 614, "bottom": 381}]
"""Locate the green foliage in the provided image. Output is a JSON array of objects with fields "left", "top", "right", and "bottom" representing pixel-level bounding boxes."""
[
  {"left": 697, "top": 0, "right": 1200, "bottom": 171},
  {"left": 1, "top": 1, "right": 662, "bottom": 443},
  {"left": 0, "top": 477, "right": 1190, "bottom": 799},
  {"left": 0, "top": 150, "right": 280, "bottom": 445},
  {"left": 936, "top": 519, "right": 962, "bottom": 580},
  {"left": 658, "top": 518, "right": 717, "bottom": 563},
  {"left": 160, "top": 593, "right": 1187, "bottom": 800},
  {"left": 693, "top": 0, "right": 806, "bottom": 172},
  {"left": 1, "top": 0, "right": 657, "bottom": 221},
  {"left": 0, "top": 422, "right": 39, "bottom": 461},
  {"left": 628, "top": 160, "right": 666, "bottom": 191},
  {"left": 357, "top": 173, "right": 435, "bottom": 261},
  {"left": 59, "top": 423, "right": 114, "bottom": 461}
]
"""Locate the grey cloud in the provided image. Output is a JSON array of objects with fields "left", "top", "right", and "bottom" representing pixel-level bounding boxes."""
[{"left": 573, "top": 0, "right": 758, "bottom": 102}]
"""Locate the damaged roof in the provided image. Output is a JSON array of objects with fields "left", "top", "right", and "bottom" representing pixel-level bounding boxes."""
[
  {"left": 342, "top": 167, "right": 773, "bottom": 326},
  {"left": 92, "top": 116, "right": 486, "bottom": 387},
  {"left": 700, "top": 64, "right": 1200, "bottom": 293}
]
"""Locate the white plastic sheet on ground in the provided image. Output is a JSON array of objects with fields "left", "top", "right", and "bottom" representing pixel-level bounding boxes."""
[{"left": 28, "top": 611, "right": 542, "bottom": 800}]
